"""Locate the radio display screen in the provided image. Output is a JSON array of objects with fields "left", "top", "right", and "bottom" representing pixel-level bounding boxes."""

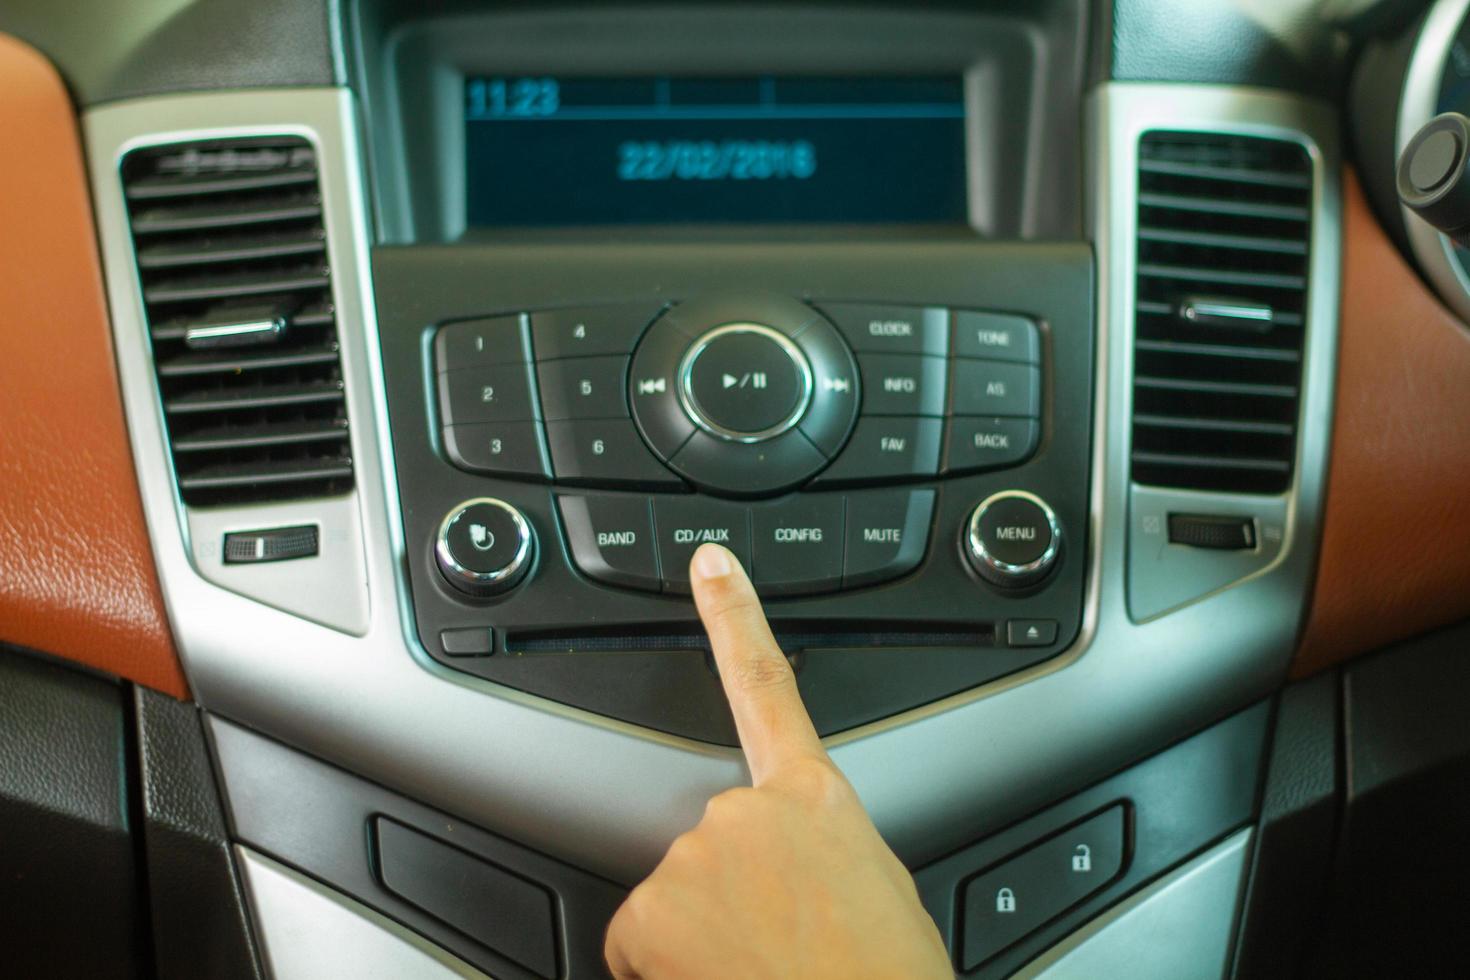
[{"left": 464, "top": 76, "right": 967, "bottom": 226}]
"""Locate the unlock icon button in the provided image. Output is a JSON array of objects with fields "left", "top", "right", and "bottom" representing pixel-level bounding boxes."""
[{"left": 1072, "top": 844, "right": 1092, "bottom": 872}]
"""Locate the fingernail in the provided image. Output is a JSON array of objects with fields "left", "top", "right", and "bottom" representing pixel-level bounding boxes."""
[{"left": 692, "top": 543, "right": 734, "bottom": 580}]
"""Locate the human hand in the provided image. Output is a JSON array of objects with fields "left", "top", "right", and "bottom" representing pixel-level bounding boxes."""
[{"left": 603, "top": 543, "right": 953, "bottom": 980}]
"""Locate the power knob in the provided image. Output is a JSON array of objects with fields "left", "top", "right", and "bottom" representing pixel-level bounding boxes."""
[
  {"left": 964, "top": 491, "right": 1062, "bottom": 589},
  {"left": 435, "top": 498, "right": 534, "bottom": 598}
]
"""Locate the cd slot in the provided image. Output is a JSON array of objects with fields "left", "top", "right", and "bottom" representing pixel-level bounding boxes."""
[{"left": 504, "top": 620, "right": 995, "bottom": 656}]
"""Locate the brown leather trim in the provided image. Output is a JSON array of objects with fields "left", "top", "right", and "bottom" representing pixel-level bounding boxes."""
[
  {"left": 0, "top": 33, "right": 187, "bottom": 699},
  {"left": 1294, "top": 170, "right": 1470, "bottom": 677}
]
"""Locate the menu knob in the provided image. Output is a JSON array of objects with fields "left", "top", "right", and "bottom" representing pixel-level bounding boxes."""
[{"left": 965, "top": 491, "right": 1062, "bottom": 589}]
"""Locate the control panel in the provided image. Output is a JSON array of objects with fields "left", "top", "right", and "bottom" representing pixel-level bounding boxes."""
[
  {"left": 375, "top": 246, "right": 1092, "bottom": 745},
  {"left": 432, "top": 296, "right": 1048, "bottom": 598}
]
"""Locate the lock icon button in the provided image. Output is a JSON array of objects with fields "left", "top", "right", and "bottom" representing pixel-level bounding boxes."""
[
  {"left": 995, "top": 887, "right": 1017, "bottom": 913},
  {"left": 1072, "top": 844, "right": 1092, "bottom": 872}
]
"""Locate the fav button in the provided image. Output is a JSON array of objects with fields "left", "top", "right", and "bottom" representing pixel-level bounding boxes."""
[
  {"left": 809, "top": 417, "right": 943, "bottom": 486},
  {"left": 843, "top": 490, "right": 935, "bottom": 588},
  {"left": 653, "top": 497, "right": 752, "bottom": 593},
  {"left": 750, "top": 496, "right": 845, "bottom": 597},
  {"left": 557, "top": 495, "right": 661, "bottom": 592}
]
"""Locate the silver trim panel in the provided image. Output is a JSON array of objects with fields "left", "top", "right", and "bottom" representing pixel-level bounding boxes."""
[
  {"left": 237, "top": 846, "right": 492, "bottom": 980},
  {"left": 86, "top": 85, "right": 1337, "bottom": 888},
  {"left": 1107, "top": 89, "right": 1340, "bottom": 622},
  {"left": 1015, "top": 829, "right": 1254, "bottom": 980},
  {"left": 1399, "top": 0, "right": 1470, "bottom": 323}
]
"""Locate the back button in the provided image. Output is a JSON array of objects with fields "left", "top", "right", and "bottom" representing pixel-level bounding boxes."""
[{"left": 557, "top": 495, "right": 661, "bottom": 592}]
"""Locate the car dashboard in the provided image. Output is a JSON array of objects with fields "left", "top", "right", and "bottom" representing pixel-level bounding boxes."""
[{"left": 2, "top": 1, "right": 1470, "bottom": 978}]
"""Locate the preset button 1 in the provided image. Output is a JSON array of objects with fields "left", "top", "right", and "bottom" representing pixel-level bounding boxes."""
[{"left": 557, "top": 495, "right": 661, "bottom": 592}]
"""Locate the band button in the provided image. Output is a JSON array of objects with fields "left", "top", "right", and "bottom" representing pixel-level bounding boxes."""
[{"left": 557, "top": 495, "right": 661, "bottom": 592}]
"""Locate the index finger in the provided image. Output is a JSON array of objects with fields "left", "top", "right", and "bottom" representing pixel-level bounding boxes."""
[{"left": 689, "top": 543, "right": 825, "bottom": 785}]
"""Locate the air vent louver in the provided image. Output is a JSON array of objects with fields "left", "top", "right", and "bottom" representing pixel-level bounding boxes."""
[
  {"left": 122, "top": 137, "right": 353, "bottom": 506},
  {"left": 1130, "top": 131, "right": 1312, "bottom": 495}
]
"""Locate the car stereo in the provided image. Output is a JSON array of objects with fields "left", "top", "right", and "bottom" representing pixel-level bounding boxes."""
[{"left": 376, "top": 245, "right": 1093, "bottom": 745}]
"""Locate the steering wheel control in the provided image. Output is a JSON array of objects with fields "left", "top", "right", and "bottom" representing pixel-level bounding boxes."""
[
  {"left": 434, "top": 498, "right": 535, "bottom": 598},
  {"left": 385, "top": 253, "right": 1092, "bottom": 744}
]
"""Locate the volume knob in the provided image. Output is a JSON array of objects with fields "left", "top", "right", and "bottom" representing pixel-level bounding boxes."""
[
  {"left": 964, "top": 491, "right": 1062, "bottom": 589},
  {"left": 435, "top": 498, "right": 535, "bottom": 598}
]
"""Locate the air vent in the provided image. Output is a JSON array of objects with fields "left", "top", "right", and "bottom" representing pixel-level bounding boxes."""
[
  {"left": 121, "top": 137, "right": 353, "bottom": 506},
  {"left": 1130, "top": 131, "right": 1312, "bottom": 494}
]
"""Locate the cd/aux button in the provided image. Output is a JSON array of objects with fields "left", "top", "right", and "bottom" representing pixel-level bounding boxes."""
[{"left": 653, "top": 498, "right": 752, "bottom": 593}]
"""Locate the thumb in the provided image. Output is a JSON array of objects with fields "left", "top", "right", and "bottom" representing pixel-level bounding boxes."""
[{"left": 689, "top": 543, "right": 825, "bottom": 784}]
